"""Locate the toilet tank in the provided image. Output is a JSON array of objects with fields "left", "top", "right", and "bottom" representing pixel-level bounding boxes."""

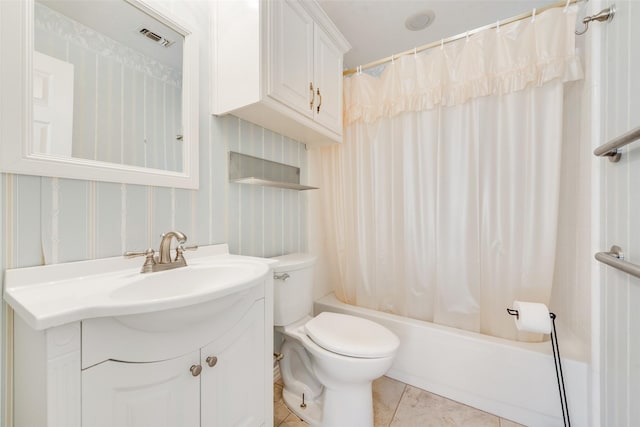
[{"left": 271, "top": 253, "right": 317, "bottom": 326}]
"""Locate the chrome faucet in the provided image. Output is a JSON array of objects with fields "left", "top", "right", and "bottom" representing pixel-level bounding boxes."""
[{"left": 125, "top": 231, "right": 198, "bottom": 273}]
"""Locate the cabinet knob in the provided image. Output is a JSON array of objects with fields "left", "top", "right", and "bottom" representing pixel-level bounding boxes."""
[
  {"left": 206, "top": 356, "right": 218, "bottom": 367},
  {"left": 190, "top": 364, "right": 202, "bottom": 376}
]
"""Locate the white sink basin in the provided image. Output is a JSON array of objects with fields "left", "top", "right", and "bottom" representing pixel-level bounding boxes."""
[
  {"left": 110, "top": 263, "right": 262, "bottom": 302},
  {"left": 3, "top": 244, "right": 272, "bottom": 330}
]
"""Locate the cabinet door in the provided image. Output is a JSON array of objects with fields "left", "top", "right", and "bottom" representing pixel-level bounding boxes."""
[
  {"left": 268, "top": 0, "right": 314, "bottom": 118},
  {"left": 313, "top": 26, "right": 344, "bottom": 134},
  {"left": 82, "top": 351, "right": 200, "bottom": 427},
  {"left": 201, "top": 301, "right": 265, "bottom": 427}
]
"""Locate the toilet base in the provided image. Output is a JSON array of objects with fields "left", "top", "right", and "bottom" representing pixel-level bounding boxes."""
[
  {"left": 282, "top": 382, "right": 374, "bottom": 427},
  {"left": 282, "top": 387, "right": 323, "bottom": 427}
]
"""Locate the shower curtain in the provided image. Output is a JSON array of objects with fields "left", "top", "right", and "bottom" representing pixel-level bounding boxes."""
[{"left": 315, "top": 7, "right": 583, "bottom": 341}]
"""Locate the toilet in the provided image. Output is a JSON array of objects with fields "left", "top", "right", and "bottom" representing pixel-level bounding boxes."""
[{"left": 272, "top": 253, "right": 400, "bottom": 427}]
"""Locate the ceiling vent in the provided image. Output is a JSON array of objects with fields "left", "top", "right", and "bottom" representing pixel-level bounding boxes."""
[{"left": 136, "top": 26, "right": 175, "bottom": 48}]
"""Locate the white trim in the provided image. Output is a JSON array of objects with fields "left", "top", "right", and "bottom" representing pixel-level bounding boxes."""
[
  {"left": 588, "top": 0, "right": 603, "bottom": 423},
  {"left": 298, "top": 0, "right": 351, "bottom": 53}
]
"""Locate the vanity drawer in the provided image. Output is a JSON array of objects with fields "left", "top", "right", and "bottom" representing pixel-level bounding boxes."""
[{"left": 81, "top": 283, "right": 264, "bottom": 368}]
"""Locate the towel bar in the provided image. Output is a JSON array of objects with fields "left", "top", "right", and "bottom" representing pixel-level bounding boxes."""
[
  {"left": 594, "top": 245, "right": 640, "bottom": 279},
  {"left": 594, "top": 127, "right": 640, "bottom": 162}
]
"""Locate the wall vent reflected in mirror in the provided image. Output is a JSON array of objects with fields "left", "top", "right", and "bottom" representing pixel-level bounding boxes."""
[
  {"left": 229, "top": 152, "right": 318, "bottom": 191},
  {"left": 137, "top": 26, "right": 175, "bottom": 47}
]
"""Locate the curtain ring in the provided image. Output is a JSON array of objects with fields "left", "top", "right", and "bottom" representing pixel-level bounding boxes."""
[
  {"left": 564, "top": 0, "right": 571, "bottom": 12},
  {"left": 465, "top": 31, "right": 469, "bottom": 42},
  {"left": 531, "top": 8, "right": 536, "bottom": 22},
  {"left": 391, "top": 54, "right": 395, "bottom": 64},
  {"left": 496, "top": 20, "right": 500, "bottom": 32},
  {"left": 440, "top": 39, "right": 444, "bottom": 49},
  {"left": 414, "top": 47, "right": 417, "bottom": 58}
]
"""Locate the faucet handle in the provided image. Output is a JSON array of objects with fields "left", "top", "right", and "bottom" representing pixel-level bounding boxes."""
[
  {"left": 124, "top": 248, "right": 155, "bottom": 259},
  {"left": 124, "top": 249, "right": 157, "bottom": 273},
  {"left": 175, "top": 245, "right": 198, "bottom": 262}
]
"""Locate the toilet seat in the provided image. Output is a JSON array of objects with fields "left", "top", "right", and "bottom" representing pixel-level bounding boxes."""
[{"left": 304, "top": 312, "right": 399, "bottom": 358}]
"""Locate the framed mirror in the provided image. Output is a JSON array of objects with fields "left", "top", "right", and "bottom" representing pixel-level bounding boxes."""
[{"left": 0, "top": 0, "right": 199, "bottom": 188}]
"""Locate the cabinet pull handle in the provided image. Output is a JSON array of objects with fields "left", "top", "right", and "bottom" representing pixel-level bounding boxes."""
[
  {"left": 190, "top": 364, "right": 202, "bottom": 376},
  {"left": 316, "top": 88, "right": 322, "bottom": 113},
  {"left": 205, "top": 356, "right": 218, "bottom": 367},
  {"left": 309, "top": 82, "right": 315, "bottom": 110}
]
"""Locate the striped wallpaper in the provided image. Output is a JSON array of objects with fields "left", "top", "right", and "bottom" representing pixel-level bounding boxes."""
[
  {"left": 599, "top": 1, "right": 640, "bottom": 425},
  {"left": 1, "top": 113, "right": 308, "bottom": 268}
]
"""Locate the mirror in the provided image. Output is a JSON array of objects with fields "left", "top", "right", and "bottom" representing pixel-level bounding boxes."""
[{"left": 0, "top": 0, "right": 199, "bottom": 188}]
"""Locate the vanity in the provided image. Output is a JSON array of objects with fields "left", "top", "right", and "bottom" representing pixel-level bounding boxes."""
[{"left": 4, "top": 244, "right": 274, "bottom": 427}]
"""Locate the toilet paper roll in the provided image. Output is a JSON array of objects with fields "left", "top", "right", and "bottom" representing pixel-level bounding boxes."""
[{"left": 513, "top": 300, "right": 551, "bottom": 334}]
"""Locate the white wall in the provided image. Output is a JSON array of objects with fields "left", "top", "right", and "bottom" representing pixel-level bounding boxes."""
[
  {"left": 598, "top": 1, "right": 640, "bottom": 425},
  {"left": 0, "top": 0, "right": 309, "bottom": 424}
]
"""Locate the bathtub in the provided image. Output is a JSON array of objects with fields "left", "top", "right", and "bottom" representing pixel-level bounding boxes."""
[{"left": 314, "top": 294, "right": 589, "bottom": 427}]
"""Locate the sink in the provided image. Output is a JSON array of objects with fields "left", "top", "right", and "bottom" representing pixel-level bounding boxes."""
[
  {"left": 3, "top": 244, "right": 272, "bottom": 330},
  {"left": 110, "top": 263, "right": 262, "bottom": 302}
]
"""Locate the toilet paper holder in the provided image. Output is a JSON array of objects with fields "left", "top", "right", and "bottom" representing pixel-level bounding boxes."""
[
  {"left": 506, "top": 307, "right": 557, "bottom": 322},
  {"left": 506, "top": 307, "right": 520, "bottom": 318},
  {"left": 506, "top": 308, "right": 570, "bottom": 427}
]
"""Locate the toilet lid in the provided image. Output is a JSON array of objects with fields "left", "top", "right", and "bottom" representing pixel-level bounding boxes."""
[{"left": 304, "top": 312, "right": 399, "bottom": 358}]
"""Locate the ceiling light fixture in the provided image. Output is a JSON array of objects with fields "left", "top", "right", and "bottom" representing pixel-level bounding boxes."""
[{"left": 405, "top": 10, "right": 436, "bottom": 31}]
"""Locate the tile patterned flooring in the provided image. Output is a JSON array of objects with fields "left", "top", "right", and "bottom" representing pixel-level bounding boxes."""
[{"left": 274, "top": 376, "right": 526, "bottom": 427}]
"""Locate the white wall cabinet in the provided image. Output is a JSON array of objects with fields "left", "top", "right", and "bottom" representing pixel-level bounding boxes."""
[
  {"left": 267, "top": 0, "right": 315, "bottom": 120},
  {"left": 13, "top": 281, "right": 272, "bottom": 427},
  {"left": 311, "top": 26, "right": 345, "bottom": 133},
  {"left": 212, "top": 0, "right": 350, "bottom": 146}
]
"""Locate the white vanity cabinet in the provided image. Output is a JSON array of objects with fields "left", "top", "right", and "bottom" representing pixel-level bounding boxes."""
[
  {"left": 212, "top": 0, "right": 350, "bottom": 146},
  {"left": 201, "top": 301, "right": 266, "bottom": 427},
  {"left": 82, "top": 351, "right": 202, "bottom": 427},
  {"left": 8, "top": 247, "right": 274, "bottom": 427},
  {"left": 82, "top": 299, "right": 265, "bottom": 427}
]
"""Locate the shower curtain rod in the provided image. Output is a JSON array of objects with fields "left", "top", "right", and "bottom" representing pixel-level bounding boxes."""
[{"left": 343, "top": 0, "right": 585, "bottom": 76}]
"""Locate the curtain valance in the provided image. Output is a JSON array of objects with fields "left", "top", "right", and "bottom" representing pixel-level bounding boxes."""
[{"left": 344, "top": 7, "right": 583, "bottom": 125}]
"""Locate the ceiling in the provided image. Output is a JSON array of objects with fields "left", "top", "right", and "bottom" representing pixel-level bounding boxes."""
[{"left": 317, "top": 0, "right": 560, "bottom": 69}]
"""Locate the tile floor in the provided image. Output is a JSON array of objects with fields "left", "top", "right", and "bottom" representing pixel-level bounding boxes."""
[{"left": 274, "top": 376, "right": 526, "bottom": 427}]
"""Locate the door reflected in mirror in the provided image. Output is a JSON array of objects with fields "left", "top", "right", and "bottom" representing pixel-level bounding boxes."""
[{"left": 34, "top": 0, "right": 184, "bottom": 172}]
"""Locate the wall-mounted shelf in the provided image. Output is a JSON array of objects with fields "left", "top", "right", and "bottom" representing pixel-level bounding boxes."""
[{"left": 229, "top": 152, "right": 318, "bottom": 191}]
